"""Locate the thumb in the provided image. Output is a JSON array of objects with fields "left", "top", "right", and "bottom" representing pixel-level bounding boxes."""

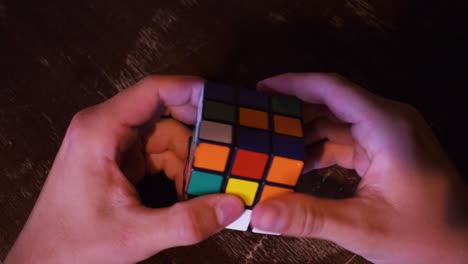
[
  {"left": 134, "top": 194, "right": 244, "bottom": 257},
  {"left": 251, "top": 193, "right": 360, "bottom": 242}
]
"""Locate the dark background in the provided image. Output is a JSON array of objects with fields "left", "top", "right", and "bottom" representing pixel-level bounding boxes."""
[{"left": 1, "top": 0, "right": 467, "bottom": 263}]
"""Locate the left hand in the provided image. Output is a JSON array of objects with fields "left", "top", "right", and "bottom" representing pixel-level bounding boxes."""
[{"left": 5, "top": 76, "right": 244, "bottom": 264}]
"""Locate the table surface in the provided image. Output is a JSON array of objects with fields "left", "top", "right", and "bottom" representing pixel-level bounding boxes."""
[{"left": 1, "top": 0, "right": 467, "bottom": 263}]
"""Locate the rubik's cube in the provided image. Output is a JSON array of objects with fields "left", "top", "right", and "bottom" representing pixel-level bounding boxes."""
[{"left": 183, "top": 82, "right": 304, "bottom": 234}]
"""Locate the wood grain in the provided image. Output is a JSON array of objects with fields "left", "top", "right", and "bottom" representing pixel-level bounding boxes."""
[{"left": 1, "top": 0, "right": 467, "bottom": 263}]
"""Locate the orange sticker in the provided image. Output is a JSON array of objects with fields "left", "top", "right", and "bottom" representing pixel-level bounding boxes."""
[
  {"left": 260, "top": 185, "right": 293, "bottom": 202},
  {"left": 273, "top": 115, "right": 303, "bottom": 137},
  {"left": 266, "top": 156, "right": 303, "bottom": 186},
  {"left": 239, "top": 108, "right": 269, "bottom": 130},
  {"left": 194, "top": 143, "right": 230, "bottom": 172}
]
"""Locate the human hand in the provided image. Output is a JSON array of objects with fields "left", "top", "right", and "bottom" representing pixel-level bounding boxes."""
[
  {"left": 5, "top": 76, "right": 244, "bottom": 264},
  {"left": 251, "top": 73, "right": 468, "bottom": 264}
]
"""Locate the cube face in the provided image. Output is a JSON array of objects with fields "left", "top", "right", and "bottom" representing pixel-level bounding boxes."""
[{"left": 183, "top": 82, "right": 305, "bottom": 234}]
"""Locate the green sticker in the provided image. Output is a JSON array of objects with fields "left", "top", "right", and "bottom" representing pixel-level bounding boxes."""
[
  {"left": 271, "top": 96, "right": 302, "bottom": 117},
  {"left": 187, "top": 170, "right": 223, "bottom": 196},
  {"left": 203, "top": 100, "right": 235, "bottom": 123}
]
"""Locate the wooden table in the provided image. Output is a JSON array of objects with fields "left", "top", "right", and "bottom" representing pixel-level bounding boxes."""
[{"left": 1, "top": 0, "right": 466, "bottom": 263}]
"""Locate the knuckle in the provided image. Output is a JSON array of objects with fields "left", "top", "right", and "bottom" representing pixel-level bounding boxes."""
[
  {"left": 385, "top": 101, "right": 423, "bottom": 133},
  {"left": 69, "top": 110, "right": 87, "bottom": 129},
  {"left": 65, "top": 105, "right": 112, "bottom": 150},
  {"left": 67, "top": 108, "right": 94, "bottom": 139}
]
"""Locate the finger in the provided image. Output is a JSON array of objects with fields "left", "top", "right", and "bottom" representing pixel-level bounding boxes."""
[
  {"left": 144, "top": 118, "right": 192, "bottom": 159},
  {"left": 146, "top": 152, "right": 183, "bottom": 178},
  {"left": 304, "top": 141, "right": 354, "bottom": 172},
  {"left": 303, "top": 104, "right": 339, "bottom": 123},
  {"left": 166, "top": 105, "right": 198, "bottom": 125},
  {"left": 304, "top": 118, "right": 353, "bottom": 145},
  {"left": 251, "top": 193, "right": 361, "bottom": 247},
  {"left": 132, "top": 194, "right": 244, "bottom": 257},
  {"left": 146, "top": 152, "right": 185, "bottom": 194},
  {"left": 66, "top": 76, "right": 203, "bottom": 160},
  {"left": 258, "top": 73, "right": 380, "bottom": 124},
  {"left": 104, "top": 76, "right": 202, "bottom": 128}
]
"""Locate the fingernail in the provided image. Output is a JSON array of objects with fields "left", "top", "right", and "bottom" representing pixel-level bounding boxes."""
[
  {"left": 251, "top": 202, "right": 284, "bottom": 232},
  {"left": 215, "top": 196, "right": 244, "bottom": 226}
]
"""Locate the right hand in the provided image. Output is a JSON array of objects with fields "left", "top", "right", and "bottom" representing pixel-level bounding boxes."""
[{"left": 251, "top": 73, "right": 468, "bottom": 264}]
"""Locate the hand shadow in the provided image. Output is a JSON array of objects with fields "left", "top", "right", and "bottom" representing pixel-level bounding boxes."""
[{"left": 136, "top": 173, "right": 179, "bottom": 208}]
